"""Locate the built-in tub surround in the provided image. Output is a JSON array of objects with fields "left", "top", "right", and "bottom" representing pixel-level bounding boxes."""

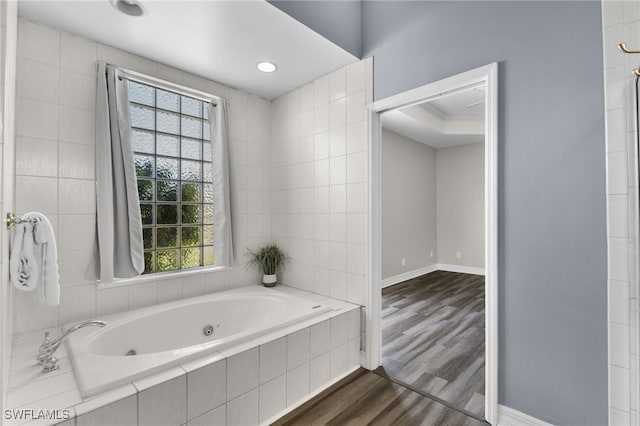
[
  {"left": 68, "top": 286, "right": 332, "bottom": 397},
  {"left": 6, "top": 286, "right": 361, "bottom": 426},
  {"left": 13, "top": 17, "right": 273, "bottom": 334}
]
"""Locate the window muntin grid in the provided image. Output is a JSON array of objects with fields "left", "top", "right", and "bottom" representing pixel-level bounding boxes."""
[{"left": 129, "top": 80, "right": 215, "bottom": 274}]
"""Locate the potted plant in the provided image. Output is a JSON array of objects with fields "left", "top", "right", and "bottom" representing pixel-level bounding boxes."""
[{"left": 246, "top": 243, "right": 288, "bottom": 287}]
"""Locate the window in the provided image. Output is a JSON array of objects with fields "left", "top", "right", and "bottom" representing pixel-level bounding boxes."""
[{"left": 128, "top": 80, "right": 215, "bottom": 274}]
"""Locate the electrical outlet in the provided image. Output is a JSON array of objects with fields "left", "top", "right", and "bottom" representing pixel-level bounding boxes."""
[
  {"left": 430, "top": 250, "right": 434, "bottom": 258},
  {"left": 401, "top": 257, "right": 406, "bottom": 266},
  {"left": 456, "top": 251, "right": 462, "bottom": 259}
]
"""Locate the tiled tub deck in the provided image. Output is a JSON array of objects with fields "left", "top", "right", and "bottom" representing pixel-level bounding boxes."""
[{"left": 5, "top": 286, "right": 362, "bottom": 426}]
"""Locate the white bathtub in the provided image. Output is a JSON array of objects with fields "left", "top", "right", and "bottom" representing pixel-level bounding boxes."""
[{"left": 67, "top": 286, "right": 332, "bottom": 397}]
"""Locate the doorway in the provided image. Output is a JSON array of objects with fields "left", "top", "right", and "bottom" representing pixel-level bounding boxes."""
[{"left": 364, "top": 63, "right": 498, "bottom": 424}]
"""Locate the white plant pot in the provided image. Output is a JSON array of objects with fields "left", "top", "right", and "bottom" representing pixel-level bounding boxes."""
[{"left": 263, "top": 274, "right": 277, "bottom": 287}]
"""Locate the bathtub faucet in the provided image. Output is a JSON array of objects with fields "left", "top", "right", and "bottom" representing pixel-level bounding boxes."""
[{"left": 36, "top": 320, "right": 107, "bottom": 372}]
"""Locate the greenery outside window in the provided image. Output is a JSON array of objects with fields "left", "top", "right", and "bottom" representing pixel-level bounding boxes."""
[{"left": 129, "top": 80, "right": 215, "bottom": 274}]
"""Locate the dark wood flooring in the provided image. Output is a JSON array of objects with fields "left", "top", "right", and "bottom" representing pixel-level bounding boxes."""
[
  {"left": 381, "top": 271, "right": 485, "bottom": 418},
  {"left": 272, "top": 369, "right": 487, "bottom": 426}
]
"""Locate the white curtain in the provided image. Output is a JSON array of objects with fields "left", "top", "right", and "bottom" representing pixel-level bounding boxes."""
[
  {"left": 95, "top": 63, "right": 145, "bottom": 281},
  {"left": 209, "top": 100, "right": 234, "bottom": 266}
]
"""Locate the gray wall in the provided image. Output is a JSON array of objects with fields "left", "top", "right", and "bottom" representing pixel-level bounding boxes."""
[
  {"left": 268, "top": 1, "right": 361, "bottom": 58},
  {"left": 381, "top": 129, "right": 437, "bottom": 279},
  {"left": 363, "top": 2, "right": 607, "bottom": 424},
  {"left": 437, "top": 143, "right": 484, "bottom": 269}
]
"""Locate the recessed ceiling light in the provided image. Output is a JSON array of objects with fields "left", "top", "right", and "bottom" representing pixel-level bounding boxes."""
[
  {"left": 110, "top": 0, "right": 144, "bottom": 17},
  {"left": 256, "top": 61, "right": 277, "bottom": 73}
]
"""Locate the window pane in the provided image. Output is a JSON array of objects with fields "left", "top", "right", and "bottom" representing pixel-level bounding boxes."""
[
  {"left": 203, "top": 225, "right": 214, "bottom": 245},
  {"left": 143, "top": 228, "right": 154, "bottom": 249},
  {"left": 203, "top": 121, "right": 211, "bottom": 141},
  {"left": 157, "top": 227, "right": 178, "bottom": 248},
  {"left": 132, "top": 129, "right": 154, "bottom": 154},
  {"left": 157, "top": 110, "right": 180, "bottom": 135},
  {"left": 203, "top": 205, "right": 214, "bottom": 224},
  {"left": 137, "top": 179, "right": 153, "bottom": 201},
  {"left": 204, "top": 184, "right": 214, "bottom": 203},
  {"left": 181, "top": 160, "right": 201, "bottom": 181},
  {"left": 203, "top": 163, "right": 213, "bottom": 183},
  {"left": 129, "top": 79, "right": 217, "bottom": 274},
  {"left": 157, "top": 204, "right": 178, "bottom": 224},
  {"left": 182, "top": 247, "right": 200, "bottom": 269},
  {"left": 182, "top": 205, "right": 200, "bottom": 224},
  {"left": 181, "top": 116, "right": 202, "bottom": 139},
  {"left": 181, "top": 138, "right": 201, "bottom": 160},
  {"left": 130, "top": 104, "right": 155, "bottom": 131},
  {"left": 181, "top": 97, "right": 202, "bottom": 118},
  {"left": 203, "top": 246, "right": 214, "bottom": 266},
  {"left": 203, "top": 143, "right": 212, "bottom": 161},
  {"left": 181, "top": 226, "right": 200, "bottom": 246},
  {"left": 156, "top": 158, "right": 179, "bottom": 180},
  {"left": 181, "top": 183, "right": 201, "bottom": 202},
  {"left": 157, "top": 89, "right": 180, "bottom": 112},
  {"left": 157, "top": 134, "right": 179, "bottom": 157},
  {"left": 129, "top": 81, "right": 155, "bottom": 107},
  {"left": 134, "top": 155, "right": 154, "bottom": 177},
  {"left": 157, "top": 250, "right": 178, "bottom": 271},
  {"left": 144, "top": 251, "right": 154, "bottom": 274},
  {"left": 157, "top": 180, "right": 177, "bottom": 201},
  {"left": 140, "top": 204, "right": 153, "bottom": 225}
]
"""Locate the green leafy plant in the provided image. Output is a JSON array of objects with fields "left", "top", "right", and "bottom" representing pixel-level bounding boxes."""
[{"left": 246, "top": 244, "right": 288, "bottom": 275}]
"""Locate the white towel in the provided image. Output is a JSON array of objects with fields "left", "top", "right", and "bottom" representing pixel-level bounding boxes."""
[
  {"left": 9, "top": 212, "right": 60, "bottom": 306},
  {"left": 10, "top": 222, "right": 39, "bottom": 291}
]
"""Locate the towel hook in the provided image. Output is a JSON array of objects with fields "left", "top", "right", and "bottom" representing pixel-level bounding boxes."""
[
  {"left": 617, "top": 43, "right": 640, "bottom": 77},
  {"left": 619, "top": 42, "right": 640, "bottom": 54},
  {"left": 6, "top": 213, "right": 39, "bottom": 229}
]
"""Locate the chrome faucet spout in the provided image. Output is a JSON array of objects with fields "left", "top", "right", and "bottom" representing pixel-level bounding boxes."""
[
  {"left": 47, "top": 320, "right": 107, "bottom": 352},
  {"left": 37, "top": 320, "right": 107, "bottom": 372}
]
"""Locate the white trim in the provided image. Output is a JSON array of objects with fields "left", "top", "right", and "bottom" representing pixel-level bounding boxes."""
[
  {"left": 436, "top": 263, "right": 485, "bottom": 276},
  {"left": 365, "top": 62, "right": 499, "bottom": 425},
  {"left": 97, "top": 266, "right": 231, "bottom": 289},
  {"left": 381, "top": 265, "right": 438, "bottom": 288},
  {"left": 498, "top": 404, "right": 554, "bottom": 426}
]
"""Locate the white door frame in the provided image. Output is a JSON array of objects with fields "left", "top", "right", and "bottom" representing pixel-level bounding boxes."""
[{"left": 364, "top": 62, "right": 499, "bottom": 424}]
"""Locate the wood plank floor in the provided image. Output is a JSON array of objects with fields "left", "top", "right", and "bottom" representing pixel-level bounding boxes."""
[
  {"left": 272, "top": 369, "right": 487, "bottom": 426},
  {"left": 381, "top": 271, "right": 485, "bottom": 418}
]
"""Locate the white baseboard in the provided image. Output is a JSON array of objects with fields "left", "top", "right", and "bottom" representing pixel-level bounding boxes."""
[
  {"left": 381, "top": 264, "right": 438, "bottom": 288},
  {"left": 381, "top": 263, "right": 486, "bottom": 288},
  {"left": 436, "top": 263, "right": 485, "bottom": 276},
  {"left": 498, "top": 404, "right": 554, "bottom": 426}
]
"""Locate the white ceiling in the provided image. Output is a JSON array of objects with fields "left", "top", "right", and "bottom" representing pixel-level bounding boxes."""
[
  {"left": 18, "top": 0, "right": 358, "bottom": 100},
  {"left": 382, "top": 86, "right": 486, "bottom": 149}
]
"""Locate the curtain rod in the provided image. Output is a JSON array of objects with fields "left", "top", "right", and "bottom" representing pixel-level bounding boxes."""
[{"left": 99, "top": 61, "right": 220, "bottom": 106}]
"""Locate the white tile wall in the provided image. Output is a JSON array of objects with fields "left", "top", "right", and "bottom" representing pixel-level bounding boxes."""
[
  {"left": 0, "top": 1, "right": 17, "bottom": 416},
  {"left": 271, "top": 60, "right": 372, "bottom": 305},
  {"left": 258, "top": 374, "right": 286, "bottom": 423},
  {"left": 137, "top": 374, "right": 187, "bottom": 426},
  {"left": 603, "top": 1, "right": 640, "bottom": 423},
  {"left": 76, "top": 394, "right": 137, "bottom": 426},
  {"left": 226, "top": 348, "right": 259, "bottom": 401},
  {"left": 186, "top": 359, "right": 226, "bottom": 420},
  {"left": 13, "top": 18, "right": 272, "bottom": 334}
]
